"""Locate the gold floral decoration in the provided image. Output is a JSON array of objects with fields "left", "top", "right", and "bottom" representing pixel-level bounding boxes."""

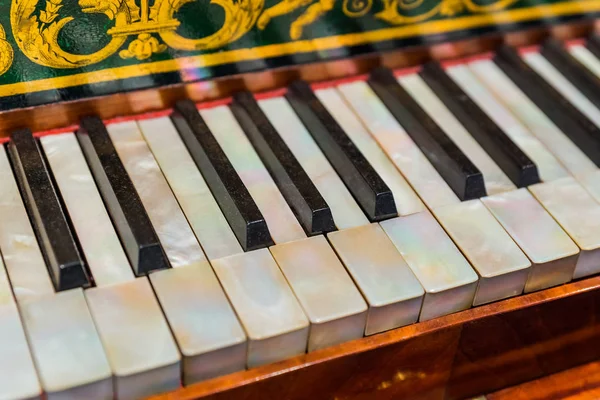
[
  {"left": 120, "top": 33, "right": 167, "bottom": 60},
  {"left": 440, "top": 0, "right": 465, "bottom": 16},
  {"left": 39, "top": 0, "right": 63, "bottom": 25},
  {"left": 0, "top": 23, "right": 13, "bottom": 76}
]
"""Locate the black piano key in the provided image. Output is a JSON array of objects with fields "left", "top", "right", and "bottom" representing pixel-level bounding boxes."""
[
  {"left": 231, "top": 92, "right": 336, "bottom": 235},
  {"left": 368, "top": 67, "right": 486, "bottom": 201},
  {"left": 8, "top": 129, "right": 90, "bottom": 291},
  {"left": 171, "top": 100, "right": 273, "bottom": 251},
  {"left": 285, "top": 80, "right": 397, "bottom": 222},
  {"left": 586, "top": 35, "right": 600, "bottom": 60},
  {"left": 494, "top": 45, "right": 600, "bottom": 167},
  {"left": 541, "top": 39, "right": 600, "bottom": 107},
  {"left": 420, "top": 61, "right": 540, "bottom": 188},
  {"left": 76, "top": 117, "right": 169, "bottom": 275}
]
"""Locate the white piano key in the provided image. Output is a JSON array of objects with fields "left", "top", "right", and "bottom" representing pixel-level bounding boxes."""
[
  {"left": 327, "top": 223, "right": 424, "bottom": 334},
  {"left": 212, "top": 249, "right": 309, "bottom": 367},
  {"left": 399, "top": 73, "right": 516, "bottom": 196},
  {"left": 201, "top": 106, "right": 306, "bottom": 244},
  {"left": 469, "top": 58, "right": 597, "bottom": 178},
  {"left": 380, "top": 211, "right": 478, "bottom": 320},
  {"left": 0, "top": 146, "right": 54, "bottom": 303},
  {"left": 149, "top": 264, "right": 247, "bottom": 384},
  {"left": 40, "top": 133, "right": 135, "bottom": 287},
  {"left": 85, "top": 278, "right": 181, "bottom": 400},
  {"left": 270, "top": 236, "right": 367, "bottom": 351},
  {"left": 431, "top": 200, "right": 531, "bottom": 306},
  {"left": 481, "top": 189, "right": 579, "bottom": 292},
  {"left": 524, "top": 52, "right": 600, "bottom": 129},
  {"left": 138, "top": 117, "right": 242, "bottom": 261},
  {"left": 21, "top": 289, "right": 112, "bottom": 400},
  {"left": 0, "top": 256, "right": 41, "bottom": 400},
  {"left": 570, "top": 44, "right": 600, "bottom": 78},
  {"left": 107, "top": 121, "right": 207, "bottom": 268},
  {"left": 338, "top": 80, "right": 459, "bottom": 209},
  {"left": 316, "top": 86, "right": 426, "bottom": 215},
  {"left": 259, "top": 97, "right": 369, "bottom": 230},
  {"left": 575, "top": 169, "right": 600, "bottom": 204},
  {"left": 529, "top": 177, "right": 600, "bottom": 279},
  {"left": 446, "top": 64, "right": 570, "bottom": 183}
]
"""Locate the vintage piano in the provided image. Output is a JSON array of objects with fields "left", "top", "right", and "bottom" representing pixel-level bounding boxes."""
[{"left": 0, "top": 1, "right": 600, "bottom": 399}]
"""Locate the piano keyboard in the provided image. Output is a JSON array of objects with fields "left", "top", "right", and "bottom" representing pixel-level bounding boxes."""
[{"left": 3, "top": 38, "right": 600, "bottom": 400}]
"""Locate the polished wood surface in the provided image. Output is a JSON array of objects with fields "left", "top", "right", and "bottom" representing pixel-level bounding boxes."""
[
  {"left": 146, "top": 275, "right": 600, "bottom": 400},
  {"left": 487, "top": 360, "right": 600, "bottom": 400}
]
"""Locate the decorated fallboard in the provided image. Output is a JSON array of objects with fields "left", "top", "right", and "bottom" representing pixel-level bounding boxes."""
[{"left": 0, "top": 0, "right": 598, "bottom": 110}]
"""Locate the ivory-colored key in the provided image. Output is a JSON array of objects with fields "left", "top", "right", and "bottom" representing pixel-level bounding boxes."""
[
  {"left": 138, "top": 117, "right": 242, "bottom": 261},
  {"left": 327, "top": 223, "right": 424, "bottom": 332},
  {"left": 109, "top": 120, "right": 248, "bottom": 385},
  {"left": 446, "top": 64, "right": 569, "bottom": 183},
  {"left": 21, "top": 289, "right": 112, "bottom": 400},
  {"left": 0, "top": 146, "right": 54, "bottom": 303},
  {"left": 316, "top": 87, "right": 425, "bottom": 215},
  {"left": 380, "top": 211, "right": 478, "bottom": 320},
  {"left": 431, "top": 201, "right": 531, "bottom": 305},
  {"left": 202, "top": 103, "right": 368, "bottom": 351},
  {"left": 0, "top": 256, "right": 41, "bottom": 400},
  {"left": 523, "top": 52, "right": 600, "bottom": 128},
  {"left": 570, "top": 44, "right": 600, "bottom": 78},
  {"left": 338, "top": 80, "right": 459, "bottom": 209},
  {"left": 212, "top": 249, "right": 309, "bottom": 367},
  {"left": 85, "top": 278, "right": 181, "bottom": 400},
  {"left": 41, "top": 133, "right": 135, "bottom": 287},
  {"left": 481, "top": 189, "right": 579, "bottom": 292},
  {"left": 149, "top": 264, "right": 247, "bottom": 384},
  {"left": 529, "top": 177, "right": 600, "bottom": 279},
  {"left": 259, "top": 97, "right": 369, "bottom": 230},
  {"left": 469, "top": 58, "right": 597, "bottom": 178},
  {"left": 108, "top": 121, "right": 207, "bottom": 268},
  {"left": 270, "top": 236, "right": 367, "bottom": 351},
  {"left": 201, "top": 106, "right": 306, "bottom": 244},
  {"left": 399, "top": 73, "right": 516, "bottom": 196}
]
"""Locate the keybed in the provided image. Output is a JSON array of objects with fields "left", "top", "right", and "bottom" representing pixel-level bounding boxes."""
[{"left": 1, "top": 38, "right": 600, "bottom": 399}]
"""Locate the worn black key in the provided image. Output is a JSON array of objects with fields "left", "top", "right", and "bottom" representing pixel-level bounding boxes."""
[
  {"left": 77, "top": 117, "right": 168, "bottom": 275},
  {"left": 171, "top": 100, "right": 273, "bottom": 251},
  {"left": 541, "top": 38, "right": 600, "bottom": 107},
  {"left": 586, "top": 35, "right": 600, "bottom": 60},
  {"left": 8, "top": 129, "right": 89, "bottom": 291},
  {"left": 420, "top": 61, "right": 540, "bottom": 188},
  {"left": 285, "top": 80, "right": 397, "bottom": 222},
  {"left": 495, "top": 45, "right": 600, "bottom": 167},
  {"left": 231, "top": 92, "right": 336, "bottom": 235},
  {"left": 368, "top": 67, "right": 486, "bottom": 200}
]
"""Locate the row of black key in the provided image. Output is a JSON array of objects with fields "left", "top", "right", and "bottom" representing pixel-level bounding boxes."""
[{"left": 10, "top": 36, "right": 600, "bottom": 292}]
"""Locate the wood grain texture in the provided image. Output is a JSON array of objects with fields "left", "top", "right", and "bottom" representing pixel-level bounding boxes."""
[
  {"left": 148, "top": 275, "right": 600, "bottom": 400},
  {"left": 487, "top": 361, "right": 600, "bottom": 400}
]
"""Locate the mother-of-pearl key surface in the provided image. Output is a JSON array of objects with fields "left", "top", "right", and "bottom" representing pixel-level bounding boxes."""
[
  {"left": 0, "top": 143, "right": 112, "bottom": 400},
  {"left": 212, "top": 249, "right": 309, "bottom": 368},
  {"left": 529, "top": 177, "right": 600, "bottom": 279},
  {"left": 481, "top": 189, "right": 579, "bottom": 292},
  {"left": 339, "top": 80, "right": 530, "bottom": 306},
  {"left": 570, "top": 43, "right": 600, "bottom": 78},
  {"left": 202, "top": 104, "right": 368, "bottom": 351},
  {"left": 0, "top": 252, "right": 41, "bottom": 400},
  {"left": 260, "top": 96, "right": 425, "bottom": 334},
  {"left": 445, "top": 64, "right": 569, "bottom": 183},
  {"left": 109, "top": 120, "right": 248, "bottom": 384},
  {"left": 39, "top": 130, "right": 181, "bottom": 399}
]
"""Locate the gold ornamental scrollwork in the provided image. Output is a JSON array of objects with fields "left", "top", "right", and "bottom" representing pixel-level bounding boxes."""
[
  {"left": 0, "top": 23, "right": 14, "bottom": 76},
  {"left": 6, "top": 0, "right": 521, "bottom": 72}
]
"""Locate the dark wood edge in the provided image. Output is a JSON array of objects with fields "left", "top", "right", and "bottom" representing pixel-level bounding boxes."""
[
  {"left": 149, "top": 274, "right": 600, "bottom": 400},
  {"left": 0, "top": 20, "right": 595, "bottom": 137}
]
